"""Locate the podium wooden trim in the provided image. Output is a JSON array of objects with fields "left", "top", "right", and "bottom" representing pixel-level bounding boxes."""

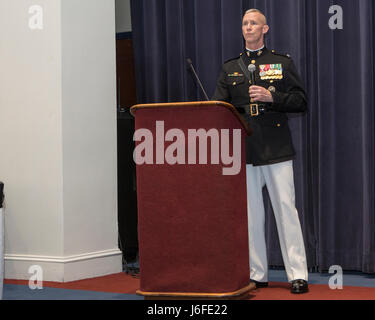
[
  {"left": 137, "top": 282, "right": 255, "bottom": 299},
  {"left": 130, "top": 100, "right": 252, "bottom": 135}
]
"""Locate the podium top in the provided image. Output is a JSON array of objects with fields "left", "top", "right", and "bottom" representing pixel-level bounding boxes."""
[{"left": 130, "top": 101, "right": 251, "bottom": 135}]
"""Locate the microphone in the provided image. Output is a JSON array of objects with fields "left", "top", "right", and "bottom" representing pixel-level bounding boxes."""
[
  {"left": 186, "top": 58, "right": 210, "bottom": 101},
  {"left": 248, "top": 64, "right": 257, "bottom": 86},
  {"left": 248, "top": 64, "right": 258, "bottom": 110}
]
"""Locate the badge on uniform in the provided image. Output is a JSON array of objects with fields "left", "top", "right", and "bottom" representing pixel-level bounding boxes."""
[
  {"left": 228, "top": 72, "right": 243, "bottom": 77},
  {"left": 259, "top": 64, "right": 283, "bottom": 80}
]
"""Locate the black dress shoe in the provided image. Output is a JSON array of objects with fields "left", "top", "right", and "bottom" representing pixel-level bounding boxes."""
[
  {"left": 251, "top": 280, "right": 269, "bottom": 288},
  {"left": 291, "top": 279, "right": 308, "bottom": 294}
]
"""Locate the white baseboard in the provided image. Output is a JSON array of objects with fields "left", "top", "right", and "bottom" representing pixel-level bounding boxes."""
[{"left": 4, "top": 248, "right": 123, "bottom": 282}]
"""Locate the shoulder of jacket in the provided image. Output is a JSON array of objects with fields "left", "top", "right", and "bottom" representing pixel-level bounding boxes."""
[
  {"left": 270, "top": 50, "right": 292, "bottom": 59},
  {"left": 223, "top": 54, "right": 242, "bottom": 65}
]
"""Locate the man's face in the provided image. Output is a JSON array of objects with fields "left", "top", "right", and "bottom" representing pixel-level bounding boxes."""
[{"left": 242, "top": 12, "right": 269, "bottom": 46}]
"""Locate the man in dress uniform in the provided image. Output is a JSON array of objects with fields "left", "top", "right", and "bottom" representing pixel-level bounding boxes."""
[{"left": 212, "top": 9, "right": 309, "bottom": 294}]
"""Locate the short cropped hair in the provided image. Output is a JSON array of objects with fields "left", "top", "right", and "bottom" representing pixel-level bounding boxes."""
[{"left": 243, "top": 9, "right": 267, "bottom": 24}]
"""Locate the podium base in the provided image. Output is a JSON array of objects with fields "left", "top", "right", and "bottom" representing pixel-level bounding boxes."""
[{"left": 137, "top": 282, "right": 255, "bottom": 300}]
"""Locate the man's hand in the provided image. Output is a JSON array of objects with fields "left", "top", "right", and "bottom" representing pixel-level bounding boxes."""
[{"left": 249, "top": 85, "right": 274, "bottom": 103}]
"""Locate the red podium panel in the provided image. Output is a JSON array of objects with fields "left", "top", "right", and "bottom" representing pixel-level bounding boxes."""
[{"left": 131, "top": 101, "right": 253, "bottom": 298}]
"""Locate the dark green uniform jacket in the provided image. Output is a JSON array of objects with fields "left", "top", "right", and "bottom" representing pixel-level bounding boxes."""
[{"left": 212, "top": 47, "right": 307, "bottom": 166}]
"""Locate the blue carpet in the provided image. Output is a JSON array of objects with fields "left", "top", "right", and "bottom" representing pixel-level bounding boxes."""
[{"left": 2, "top": 284, "right": 144, "bottom": 300}]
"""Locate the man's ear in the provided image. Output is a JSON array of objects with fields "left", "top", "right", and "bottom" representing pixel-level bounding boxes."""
[{"left": 263, "top": 24, "right": 270, "bottom": 35}]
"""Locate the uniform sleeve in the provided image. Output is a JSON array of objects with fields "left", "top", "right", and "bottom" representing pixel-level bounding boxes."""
[
  {"left": 212, "top": 67, "right": 231, "bottom": 102},
  {"left": 270, "top": 59, "right": 307, "bottom": 113}
]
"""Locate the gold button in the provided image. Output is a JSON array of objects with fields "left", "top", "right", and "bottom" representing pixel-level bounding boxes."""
[
  {"left": 232, "top": 82, "right": 236, "bottom": 86},
  {"left": 277, "top": 124, "right": 281, "bottom": 127},
  {"left": 270, "top": 80, "right": 274, "bottom": 83},
  {"left": 251, "top": 60, "right": 256, "bottom": 64}
]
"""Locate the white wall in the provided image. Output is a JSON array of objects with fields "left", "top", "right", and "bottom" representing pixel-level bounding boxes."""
[
  {"left": 115, "top": 0, "right": 132, "bottom": 33},
  {"left": 0, "top": 0, "right": 122, "bottom": 282}
]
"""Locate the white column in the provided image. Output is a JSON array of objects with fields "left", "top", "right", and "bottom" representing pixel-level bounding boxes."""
[{"left": 0, "top": 0, "right": 122, "bottom": 282}]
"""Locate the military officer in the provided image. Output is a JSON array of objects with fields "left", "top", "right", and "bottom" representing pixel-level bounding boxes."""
[{"left": 212, "top": 9, "right": 309, "bottom": 294}]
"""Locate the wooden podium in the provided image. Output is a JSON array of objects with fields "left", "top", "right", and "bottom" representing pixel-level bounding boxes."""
[{"left": 130, "top": 101, "right": 254, "bottom": 298}]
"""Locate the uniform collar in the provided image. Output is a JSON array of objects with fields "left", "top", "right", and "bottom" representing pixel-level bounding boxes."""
[
  {"left": 246, "top": 45, "right": 264, "bottom": 52},
  {"left": 245, "top": 47, "right": 268, "bottom": 59}
]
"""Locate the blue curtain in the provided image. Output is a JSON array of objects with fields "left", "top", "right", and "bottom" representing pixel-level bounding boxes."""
[{"left": 130, "top": 0, "right": 375, "bottom": 273}]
